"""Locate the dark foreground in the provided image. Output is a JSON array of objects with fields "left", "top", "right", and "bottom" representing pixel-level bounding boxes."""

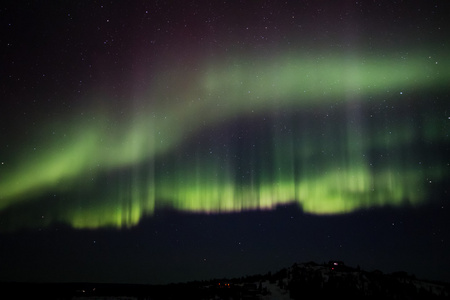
[{"left": 2, "top": 261, "right": 449, "bottom": 299}]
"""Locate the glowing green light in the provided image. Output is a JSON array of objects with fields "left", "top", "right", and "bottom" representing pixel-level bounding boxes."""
[{"left": 0, "top": 48, "right": 448, "bottom": 230}]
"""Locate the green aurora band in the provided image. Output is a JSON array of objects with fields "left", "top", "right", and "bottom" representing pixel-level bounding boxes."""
[{"left": 0, "top": 49, "right": 449, "bottom": 230}]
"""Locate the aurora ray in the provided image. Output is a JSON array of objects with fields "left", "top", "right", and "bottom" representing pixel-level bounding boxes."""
[{"left": 0, "top": 49, "right": 449, "bottom": 231}]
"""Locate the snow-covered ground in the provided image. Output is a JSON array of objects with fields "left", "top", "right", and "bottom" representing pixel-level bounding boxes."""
[{"left": 260, "top": 281, "right": 291, "bottom": 300}]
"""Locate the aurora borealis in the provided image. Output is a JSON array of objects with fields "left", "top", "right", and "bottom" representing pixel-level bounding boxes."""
[
  {"left": 1, "top": 50, "right": 448, "bottom": 230},
  {"left": 1, "top": 0, "right": 449, "bottom": 285}
]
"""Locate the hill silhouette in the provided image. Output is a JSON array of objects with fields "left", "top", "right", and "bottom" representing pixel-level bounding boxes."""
[{"left": 1, "top": 261, "right": 448, "bottom": 299}]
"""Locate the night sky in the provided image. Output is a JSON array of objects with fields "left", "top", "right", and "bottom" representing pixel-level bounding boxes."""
[{"left": 0, "top": 1, "right": 449, "bottom": 285}]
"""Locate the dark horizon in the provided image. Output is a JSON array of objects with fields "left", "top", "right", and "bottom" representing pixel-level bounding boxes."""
[{"left": 1, "top": 202, "right": 449, "bottom": 285}]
